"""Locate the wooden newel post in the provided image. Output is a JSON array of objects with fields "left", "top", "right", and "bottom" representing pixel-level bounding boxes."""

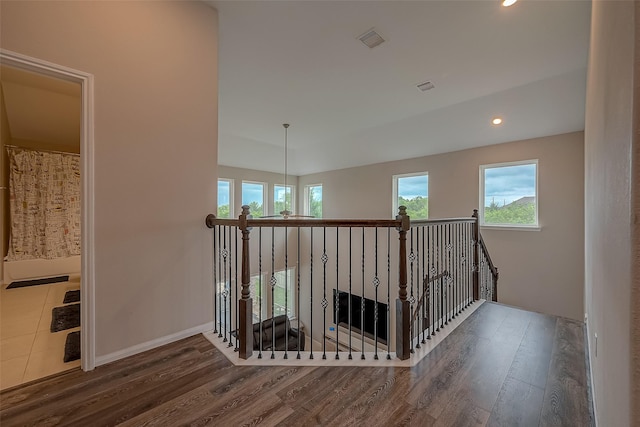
[
  {"left": 472, "top": 209, "right": 480, "bottom": 301},
  {"left": 239, "top": 205, "right": 253, "bottom": 359},
  {"left": 396, "top": 206, "right": 411, "bottom": 360}
]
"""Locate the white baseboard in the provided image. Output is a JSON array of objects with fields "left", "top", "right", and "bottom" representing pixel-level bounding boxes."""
[{"left": 95, "top": 321, "right": 214, "bottom": 367}]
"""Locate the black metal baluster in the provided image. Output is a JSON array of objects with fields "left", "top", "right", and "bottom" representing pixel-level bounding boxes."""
[
  {"left": 271, "top": 227, "right": 276, "bottom": 359},
  {"left": 427, "top": 224, "right": 432, "bottom": 340},
  {"left": 387, "top": 227, "right": 391, "bottom": 360},
  {"left": 374, "top": 227, "right": 380, "bottom": 360},
  {"left": 218, "top": 225, "right": 223, "bottom": 338},
  {"left": 361, "top": 227, "right": 365, "bottom": 359},
  {"left": 348, "top": 227, "right": 353, "bottom": 360},
  {"left": 335, "top": 227, "right": 340, "bottom": 360},
  {"left": 310, "top": 227, "right": 314, "bottom": 360},
  {"left": 430, "top": 224, "right": 436, "bottom": 336},
  {"left": 297, "top": 227, "right": 301, "bottom": 359},
  {"left": 284, "top": 225, "right": 289, "bottom": 360},
  {"left": 454, "top": 222, "right": 460, "bottom": 316},
  {"left": 227, "top": 226, "right": 234, "bottom": 347},
  {"left": 409, "top": 228, "right": 415, "bottom": 353},
  {"left": 222, "top": 226, "right": 228, "bottom": 343},
  {"left": 322, "top": 227, "right": 328, "bottom": 360},
  {"left": 416, "top": 227, "right": 422, "bottom": 349},
  {"left": 258, "top": 228, "right": 263, "bottom": 359},
  {"left": 421, "top": 225, "right": 426, "bottom": 345},
  {"left": 447, "top": 224, "right": 453, "bottom": 321},
  {"left": 213, "top": 225, "right": 218, "bottom": 335}
]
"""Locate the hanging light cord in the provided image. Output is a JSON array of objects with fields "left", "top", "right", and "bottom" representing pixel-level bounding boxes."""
[{"left": 283, "top": 123, "right": 290, "bottom": 215}]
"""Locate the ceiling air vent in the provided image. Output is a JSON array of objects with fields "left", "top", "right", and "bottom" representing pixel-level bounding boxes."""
[
  {"left": 417, "top": 81, "right": 435, "bottom": 92},
  {"left": 358, "top": 28, "right": 385, "bottom": 49}
]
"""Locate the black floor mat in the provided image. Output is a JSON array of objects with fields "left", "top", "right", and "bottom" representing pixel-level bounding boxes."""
[
  {"left": 51, "top": 303, "right": 80, "bottom": 332},
  {"left": 64, "top": 331, "right": 81, "bottom": 362},
  {"left": 7, "top": 275, "right": 69, "bottom": 289},
  {"left": 63, "top": 290, "right": 80, "bottom": 304}
]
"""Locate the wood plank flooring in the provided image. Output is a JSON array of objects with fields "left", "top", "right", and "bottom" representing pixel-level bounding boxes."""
[{"left": 0, "top": 302, "right": 594, "bottom": 426}]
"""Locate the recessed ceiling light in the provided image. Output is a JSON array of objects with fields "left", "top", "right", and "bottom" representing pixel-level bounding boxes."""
[
  {"left": 502, "top": 0, "right": 517, "bottom": 7},
  {"left": 492, "top": 117, "right": 503, "bottom": 125}
]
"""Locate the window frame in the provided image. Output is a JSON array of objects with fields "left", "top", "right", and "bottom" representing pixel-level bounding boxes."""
[
  {"left": 392, "top": 171, "right": 429, "bottom": 219},
  {"left": 217, "top": 178, "right": 234, "bottom": 219},
  {"left": 304, "top": 183, "right": 323, "bottom": 218},
  {"left": 274, "top": 184, "right": 295, "bottom": 216},
  {"left": 241, "top": 180, "right": 267, "bottom": 218},
  {"left": 249, "top": 267, "right": 297, "bottom": 322},
  {"left": 479, "top": 159, "right": 539, "bottom": 230}
]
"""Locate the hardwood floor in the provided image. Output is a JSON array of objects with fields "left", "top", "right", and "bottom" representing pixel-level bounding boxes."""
[{"left": 0, "top": 302, "right": 593, "bottom": 426}]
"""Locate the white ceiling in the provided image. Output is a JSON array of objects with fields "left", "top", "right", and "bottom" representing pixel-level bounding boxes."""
[
  {"left": 1, "top": 65, "right": 81, "bottom": 149},
  {"left": 209, "top": 0, "right": 591, "bottom": 176}
]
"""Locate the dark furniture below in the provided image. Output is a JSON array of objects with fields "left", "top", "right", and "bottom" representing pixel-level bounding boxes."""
[{"left": 252, "top": 315, "right": 305, "bottom": 351}]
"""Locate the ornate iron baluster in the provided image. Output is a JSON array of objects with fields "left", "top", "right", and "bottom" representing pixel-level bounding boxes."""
[
  {"left": 374, "top": 227, "right": 380, "bottom": 360},
  {"left": 321, "top": 227, "right": 328, "bottom": 360},
  {"left": 361, "top": 227, "right": 366, "bottom": 360},
  {"left": 310, "top": 227, "right": 314, "bottom": 360}
]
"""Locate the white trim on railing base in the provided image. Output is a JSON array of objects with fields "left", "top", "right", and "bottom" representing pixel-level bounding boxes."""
[
  {"left": 203, "top": 300, "right": 484, "bottom": 368},
  {"left": 95, "top": 322, "right": 214, "bottom": 367}
]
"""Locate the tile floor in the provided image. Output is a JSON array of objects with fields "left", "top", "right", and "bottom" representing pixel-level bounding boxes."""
[{"left": 0, "top": 276, "right": 81, "bottom": 390}]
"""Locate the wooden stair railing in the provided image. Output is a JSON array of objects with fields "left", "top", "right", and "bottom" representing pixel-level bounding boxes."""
[{"left": 206, "top": 207, "right": 498, "bottom": 361}]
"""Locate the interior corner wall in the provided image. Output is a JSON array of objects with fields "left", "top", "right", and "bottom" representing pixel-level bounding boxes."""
[
  {"left": 584, "top": 1, "right": 636, "bottom": 426},
  {"left": 299, "top": 131, "right": 585, "bottom": 321},
  {"left": 0, "top": 1, "right": 219, "bottom": 359}
]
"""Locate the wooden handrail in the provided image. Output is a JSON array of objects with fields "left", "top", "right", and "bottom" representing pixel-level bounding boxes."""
[
  {"left": 410, "top": 217, "right": 476, "bottom": 225},
  {"left": 206, "top": 214, "right": 475, "bottom": 229},
  {"left": 478, "top": 234, "right": 498, "bottom": 279}
]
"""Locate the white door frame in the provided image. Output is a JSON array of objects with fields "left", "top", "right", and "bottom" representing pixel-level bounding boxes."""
[{"left": 0, "top": 49, "right": 96, "bottom": 371}]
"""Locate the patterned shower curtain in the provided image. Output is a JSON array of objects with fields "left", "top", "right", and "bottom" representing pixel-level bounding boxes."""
[{"left": 6, "top": 147, "right": 81, "bottom": 261}]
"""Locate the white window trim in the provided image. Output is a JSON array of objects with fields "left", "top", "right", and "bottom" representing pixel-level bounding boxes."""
[
  {"left": 304, "top": 183, "right": 323, "bottom": 217},
  {"left": 241, "top": 180, "right": 267, "bottom": 217},
  {"left": 217, "top": 178, "right": 234, "bottom": 218},
  {"left": 274, "top": 184, "right": 296, "bottom": 215},
  {"left": 479, "top": 159, "right": 539, "bottom": 229},
  {"left": 392, "top": 171, "right": 429, "bottom": 219}
]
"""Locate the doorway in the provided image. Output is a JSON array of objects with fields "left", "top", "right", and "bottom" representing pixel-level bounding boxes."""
[{"left": 0, "top": 50, "right": 95, "bottom": 389}]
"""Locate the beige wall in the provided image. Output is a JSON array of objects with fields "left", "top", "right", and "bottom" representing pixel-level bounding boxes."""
[
  {"left": 584, "top": 1, "right": 638, "bottom": 425},
  {"left": 300, "top": 132, "right": 585, "bottom": 321},
  {"left": 218, "top": 165, "right": 299, "bottom": 217},
  {"left": 1, "top": 1, "right": 218, "bottom": 359}
]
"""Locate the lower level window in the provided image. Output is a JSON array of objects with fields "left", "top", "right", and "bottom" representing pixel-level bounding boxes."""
[{"left": 250, "top": 268, "right": 296, "bottom": 321}]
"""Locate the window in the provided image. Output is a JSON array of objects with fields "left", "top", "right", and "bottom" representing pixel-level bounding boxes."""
[
  {"left": 304, "top": 184, "right": 322, "bottom": 217},
  {"left": 480, "top": 160, "right": 538, "bottom": 228},
  {"left": 274, "top": 184, "right": 294, "bottom": 215},
  {"left": 242, "top": 181, "right": 266, "bottom": 218},
  {"left": 249, "top": 268, "right": 296, "bottom": 322},
  {"left": 217, "top": 179, "right": 233, "bottom": 218},
  {"left": 392, "top": 172, "right": 429, "bottom": 219}
]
